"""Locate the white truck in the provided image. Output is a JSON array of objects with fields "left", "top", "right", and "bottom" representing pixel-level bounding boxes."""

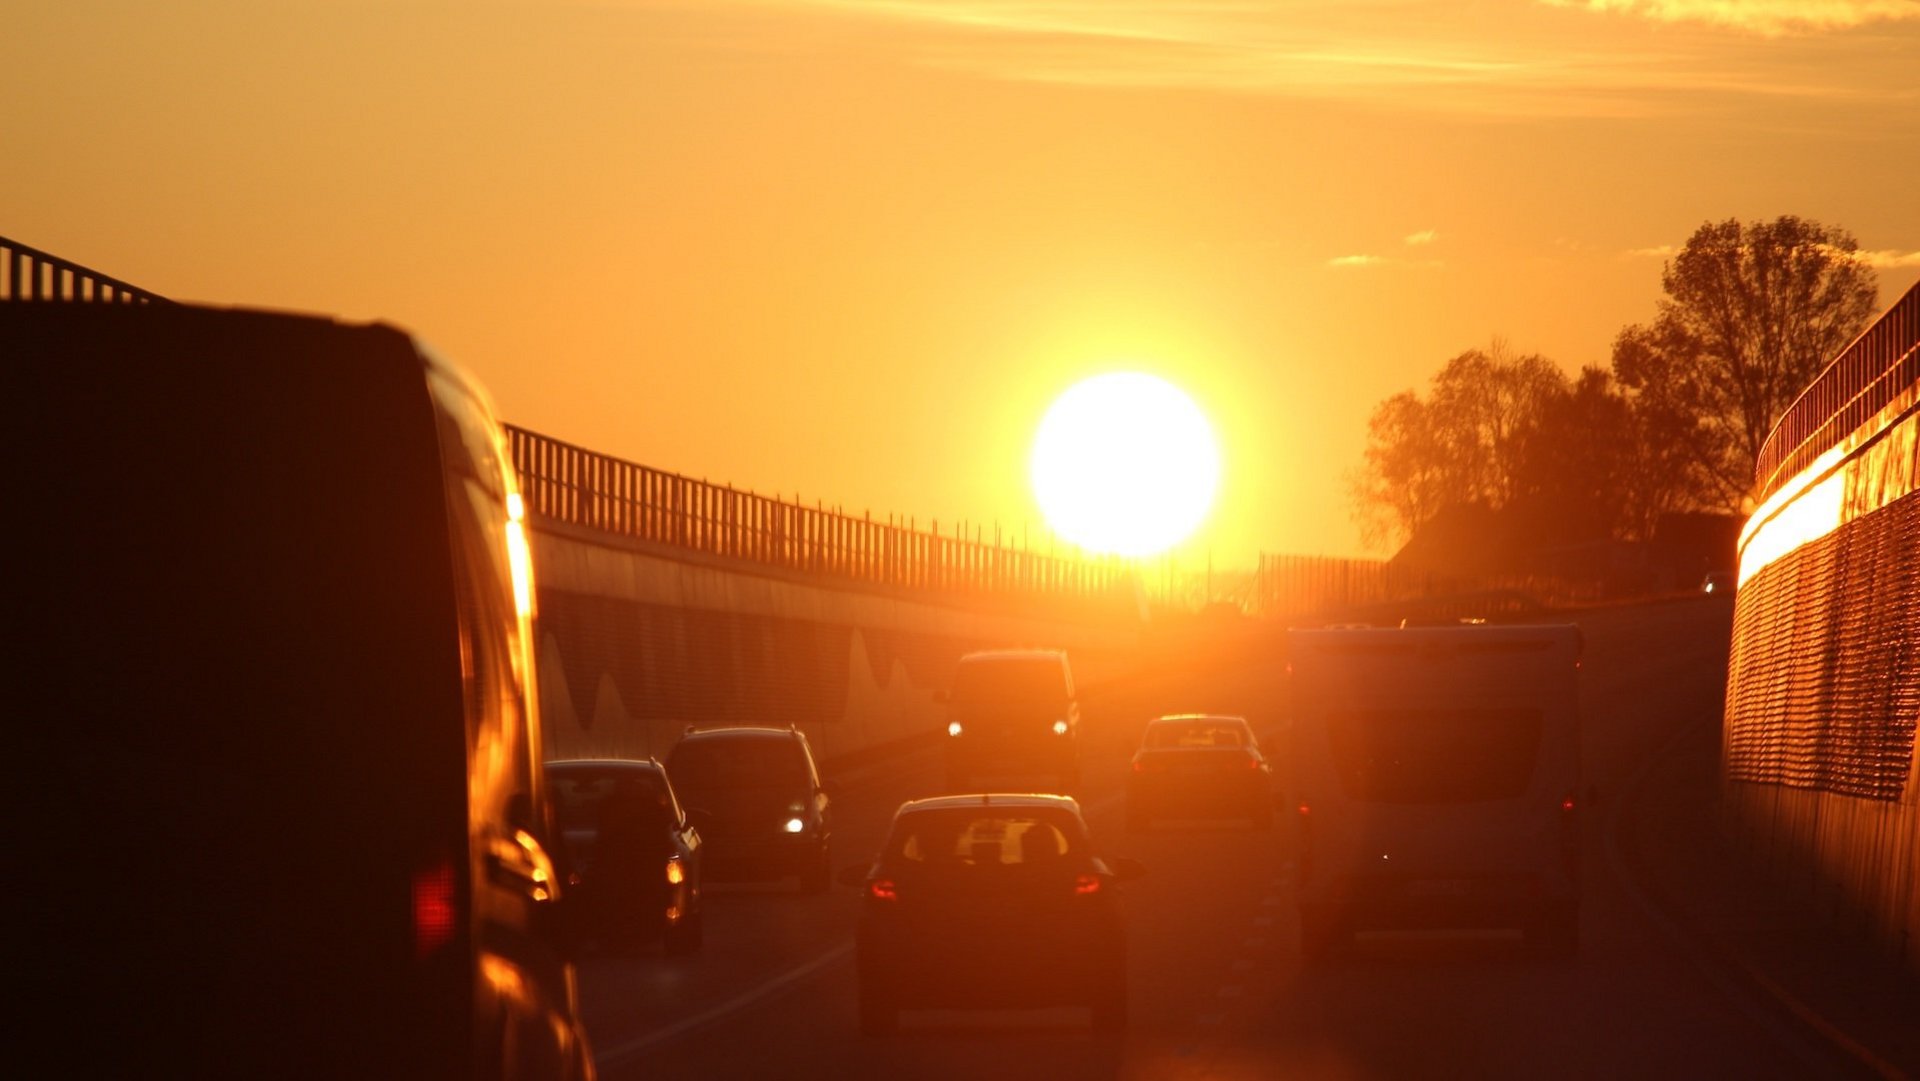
[{"left": 1287, "top": 623, "right": 1583, "bottom": 960}]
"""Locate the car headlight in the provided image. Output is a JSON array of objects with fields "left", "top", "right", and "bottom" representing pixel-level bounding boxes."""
[
  {"left": 948, "top": 720, "right": 964, "bottom": 737},
  {"left": 784, "top": 817, "right": 807, "bottom": 834},
  {"left": 1052, "top": 719, "right": 1069, "bottom": 735}
]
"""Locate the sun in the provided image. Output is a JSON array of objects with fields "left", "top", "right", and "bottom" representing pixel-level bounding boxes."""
[{"left": 1030, "top": 372, "right": 1220, "bottom": 558}]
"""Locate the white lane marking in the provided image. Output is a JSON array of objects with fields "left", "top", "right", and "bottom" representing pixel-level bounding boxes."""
[{"left": 594, "top": 942, "right": 855, "bottom": 1068}]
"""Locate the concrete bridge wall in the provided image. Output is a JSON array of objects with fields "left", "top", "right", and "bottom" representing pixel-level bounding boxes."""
[{"left": 528, "top": 521, "right": 1141, "bottom": 769}]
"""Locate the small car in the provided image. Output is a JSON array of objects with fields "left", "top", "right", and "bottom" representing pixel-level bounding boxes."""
[
  {"left": 942, "top": 649, "right": 1081, "bottom": 791},
  {"left": 665, "top": 726, "right": 833, "bottom": 893},
  {"left": 1125, "top": 714, "right": 1274, "bottom": 832},
  {"left": 846, "top": 794, "right": 1143, "bottom": 1035},
  {"left": 546, "top": 759, "right": 704, "bottom": 954}
]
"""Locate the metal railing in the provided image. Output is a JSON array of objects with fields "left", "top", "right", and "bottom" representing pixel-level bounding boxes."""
[
  {"left": 506, "top": 425, "right": 1133, "bottom": 606},
  {"left": 1755, "top": 281, "right": 1920, "bottom": 501},
  {"left": 1, "top": 234, "right": 165, "bottom": 304}
]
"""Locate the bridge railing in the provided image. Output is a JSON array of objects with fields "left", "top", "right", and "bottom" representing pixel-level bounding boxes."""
[
  {"left": 1755, "top": 281, "right": 1919, "bottom": 501},
  {"left": 1, "top": 234, "right": 164, "bottom": 304},
  {"left": 506, "top": 425, "right": 1132, "bottom": 606}
]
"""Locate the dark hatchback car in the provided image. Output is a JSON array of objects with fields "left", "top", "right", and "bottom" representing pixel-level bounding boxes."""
[
  {"left": 845, "top": 794, "right": 1143, "bottom": 1035},
  {"left": 546, "top": 759, "right": 704, "bottom": 954},
  {"left": 1126, "top": 714, "right": 1276, "bottom": 832},
  {"left": 942, "top": 649, "right": 1081, "bottom": 792},
  {"left": 665, "top": 727, "right": 833, "bottom": 893}
]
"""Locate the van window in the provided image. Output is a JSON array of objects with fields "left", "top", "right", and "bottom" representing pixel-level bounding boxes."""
[
  {"left": 1327, "top": 707, "right": 1543, "bottom": 803},
  {"left": 952, "top": 658, "right": 1068, "bottom": 708}
]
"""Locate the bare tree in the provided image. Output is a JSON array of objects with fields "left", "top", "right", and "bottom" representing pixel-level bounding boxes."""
[
  {"left": 1352, "top": 342, "right": 1569, "bottom": 550},
  {"left": 1611, "top": 216, "right": 1878, "bottom": 511}
]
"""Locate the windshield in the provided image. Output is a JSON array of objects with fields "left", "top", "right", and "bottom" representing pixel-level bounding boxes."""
[
  {"left": 951, "top": 658, "right": 1068, "bottom": 708},
  {"left": 1327, "top": 707, "right": 1543, "bottom": 803},
  {"left": 885, "top": 810, "right": 1082, "bottom": 868}
]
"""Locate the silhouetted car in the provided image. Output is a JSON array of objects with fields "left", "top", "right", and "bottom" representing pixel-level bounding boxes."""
[
  {"left": 666, "top": 726, "right": 833, "bottom": 892},
  {"left": 846, "top": 794, "right": 1143, "bottom": 1035},
  {"left": 10, "top": 303, "right": 594, "bottom": 1079},
  {"left": 942, "top": 649, "right": 1082, "bottom": 791},
  {"left": 1126, "top": 714, "right": 1275, "bottom": 831},
  {"left": 547, "top": 759, "right": 704, "bottom": 954}
]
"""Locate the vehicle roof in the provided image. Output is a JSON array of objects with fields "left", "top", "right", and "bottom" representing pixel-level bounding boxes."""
[
  {"left": 956, "top": 648, "right": 1067, "bottom": 663},
  {"left": 674, "top": 725, "right": 810, "bottom": 744},
  {"left": 894, "top": 793, "right": 1083, "bottom": 815},
  {"left": 1149, "top": 713, "right": 1251, "bottom": 725},
  {"left": 1289, "top": 622, "right": 1581, "bottom": 644},
  {"left": 546, "top": 758, "right": 664, "bottom": 773}
]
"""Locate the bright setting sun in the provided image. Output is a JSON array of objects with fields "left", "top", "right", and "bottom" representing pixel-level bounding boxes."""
[{"left": 1030, "top": 372, "right": 1220, "bottom": 558}]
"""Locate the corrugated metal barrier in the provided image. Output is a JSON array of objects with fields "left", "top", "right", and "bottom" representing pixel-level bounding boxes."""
[{"left": 1724, "top": 281, "right": 1919, "bottom": 971}]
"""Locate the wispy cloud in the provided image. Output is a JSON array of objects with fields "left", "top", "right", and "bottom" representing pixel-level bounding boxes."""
[
  {"left": 1856, "top": 248, "right": 1920, "bottom": 268},
  {"left": 1328, "top": 252, "right": 1444, "bottom": 269},
  {"left": 1404, "top": 229, "right": 1438, "bottom": 246},
  {"left": 1538, "top": 0, "right": 1920, "bottom": 36},
  {"left": 754, "top": 0, "right": 1920, "bottom": 119},
  {"left": 1621, "top": 242, "right": 1919, "bottom": 268}
]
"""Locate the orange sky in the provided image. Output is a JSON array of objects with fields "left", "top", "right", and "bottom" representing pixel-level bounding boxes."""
[{"left": 6, "top": 0, "right": 1917, "bottom": 566}]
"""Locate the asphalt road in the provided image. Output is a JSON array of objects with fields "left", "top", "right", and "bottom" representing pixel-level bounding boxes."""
[{"left": 574, "top": 597, "right": 1878, "bottom": 1080}]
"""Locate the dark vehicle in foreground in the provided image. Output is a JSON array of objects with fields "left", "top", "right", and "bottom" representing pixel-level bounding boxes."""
[
  {"left": 845, "top": 794, "right": 1143, "bottom": 1035},
  {"left": 666, "top": 726, "right": 833, "bottom": 892},
  {"left": 942, "top": 649, "right": 1082, "bottom": 791},
  {"left": 1126, "top": 713, "right": 1275, "bottom": 831},
  {"left": 547, "top": 759, "right": 704, "bottom": 954},
  {"left": 9, "top": 304, "right": 593, "bottom": 1078}
]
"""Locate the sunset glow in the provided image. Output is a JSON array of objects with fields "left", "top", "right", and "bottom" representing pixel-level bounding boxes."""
[{"left": 1030, "top": 373, "right": 1220, "bottom": 557}]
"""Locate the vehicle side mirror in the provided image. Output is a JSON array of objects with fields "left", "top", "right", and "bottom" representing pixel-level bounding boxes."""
[
  {"left": 837, "top": 864, "right": 872, "bottom": 888},
  {"left": 1109, "top": 857, "right": 1147, "bottom": 882}
]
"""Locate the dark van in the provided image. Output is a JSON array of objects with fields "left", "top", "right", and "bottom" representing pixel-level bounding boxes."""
[{"left": 6, "top": 303, "right": 594, "bottom": 1079}]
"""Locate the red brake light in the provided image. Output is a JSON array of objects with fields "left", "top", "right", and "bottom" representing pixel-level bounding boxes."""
[
  {"left": 1246, "top": 755, "right": 1262, "bottom": 770},
  {"left": 1296, "top": 802, "right": 1311, "bottom": 817},
  {"left": 868, "top": 878, "right": 899, "bottom": 901},
  {"left": 413, "top": 859, "right": 457, "bottom": 958},
  {"left": 1560, "top": 795, "right": 1576, "bottom": 813},
  {"left": 1131, "top": 759, "right": 1145, "bottom": 773},
  {"left": 1074, "top": 873, "right": 1101, "bottom": 896}
]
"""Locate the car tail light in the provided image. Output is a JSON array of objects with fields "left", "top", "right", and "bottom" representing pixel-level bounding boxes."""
[
  {"left": 413, "top": 858, "right": 458, "bottom": 959},
  {"left": 666, "top": 858, "right": 686, "bottom": 886},
  {"left": 1073, "top": 873, "right": 1101, "bottom": 896},
  {"left": 1246, "top": 754, "right": 1262, "bottom": 770},
  {"left": 1296, "top": 802, "right": 1311, "bottom": 817},
  {"left": 1560, "top": 794, "right": 1577, "bottom": 814},
  {"left": 868, "top": 878, "right": 899, "bottom": 901}
]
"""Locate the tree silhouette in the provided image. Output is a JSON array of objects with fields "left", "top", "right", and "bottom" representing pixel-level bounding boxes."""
[{"left": 1611, "top": 216, "right": 1878, "bottom": 511}]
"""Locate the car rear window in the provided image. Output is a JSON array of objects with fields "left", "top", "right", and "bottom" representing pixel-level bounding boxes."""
[
  {"left": 1146, "top": 721, "right": 1246, "bottom": 749},
  {"left": 951, "top": 658, "right": 1068, "bottom": 708},
  {"left": 887, "top": 811, "right": 1080, "bottom": 867},
  {"left": 550, "top": 771, "right": 669, "bottom": 830},
  {"left": 1327, "top": 707, "right": 1543, "bottom": 803},
  {"left": 670, "top": 738, "right": 809, "bottom": 794}
]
